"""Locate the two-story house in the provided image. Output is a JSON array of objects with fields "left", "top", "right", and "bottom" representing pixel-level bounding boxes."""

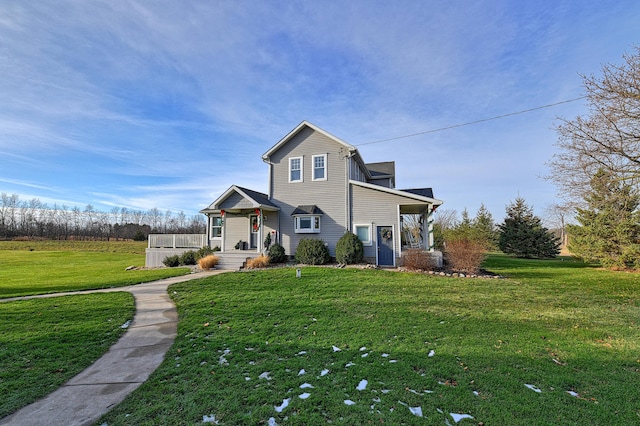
[{"left": 198, "top": 121, "right": 443, "bottom": 268}]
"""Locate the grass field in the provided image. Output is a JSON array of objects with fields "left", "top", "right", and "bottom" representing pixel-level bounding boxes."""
[
  {"left": 0, "top": 242, "right": 189, "bottom": 298},
  {"left": 0, "top": 292, "right": 135, "bottom": 418},
  {"left": 95, "top": 255, "right": 640, "bottom": 425}
]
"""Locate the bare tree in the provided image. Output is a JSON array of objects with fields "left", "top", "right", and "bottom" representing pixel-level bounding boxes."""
[
  {"left": 544, "top": 203, "right": 573, "bottom": 249},
  {"left": 548, "top": 47, "right": 640, "bottom": 204}
]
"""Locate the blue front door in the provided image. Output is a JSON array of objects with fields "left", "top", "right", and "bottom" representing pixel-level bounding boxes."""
[{"left": 377, "top": 226, "right": 395, "bottom": 266}]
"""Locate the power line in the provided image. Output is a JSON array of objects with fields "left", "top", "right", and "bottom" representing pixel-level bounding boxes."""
[{"left": 355, "top": 96, "right": 587, "bottom": 147}]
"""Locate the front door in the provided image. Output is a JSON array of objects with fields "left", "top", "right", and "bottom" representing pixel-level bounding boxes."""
[
  {"left": 249, "top": 215, "right": 259, "bottom": 249},
  {"left": 377, "top": 226, "right": 395, "bottom": 266}
]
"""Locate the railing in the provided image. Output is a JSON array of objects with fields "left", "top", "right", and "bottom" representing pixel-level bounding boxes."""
[{"left": 148, "top": 234, "right": 207, "bottom": 248}]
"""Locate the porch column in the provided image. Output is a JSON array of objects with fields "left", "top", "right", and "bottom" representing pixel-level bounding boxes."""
[
  {"left": 426, "top": 206, "right": 435, "bottom": 251},
  {"left": 258, "top": 209, "right": 263, "bottom": 253}
]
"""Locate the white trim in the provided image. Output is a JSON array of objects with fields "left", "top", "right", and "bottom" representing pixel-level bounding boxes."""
[
  {"left": 289, "top": 156, "right": 304, "bottom": 183},
  {"left": 350, "top": 180, "right": 443, "bottom": 205},
  {"left": 312, "top": 154, "right": 328, "bottom": 181},
  {"left": 294, "top": 215, "right": 321, "bottom": 233},
  {"left": 262, "top": 121, "right": 356, "bottom": 160},
  {"left": 353, "top": 223, "right": 373, "bottom": 246}
]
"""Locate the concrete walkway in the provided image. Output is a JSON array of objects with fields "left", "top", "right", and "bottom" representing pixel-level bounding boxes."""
[{"left": 0, "top": 270, "right": 225, "bottom": 426}]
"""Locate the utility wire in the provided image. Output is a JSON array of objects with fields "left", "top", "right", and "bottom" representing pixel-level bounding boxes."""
[{"left": 355, "top": 96, "right": 587, "bottom": 146}]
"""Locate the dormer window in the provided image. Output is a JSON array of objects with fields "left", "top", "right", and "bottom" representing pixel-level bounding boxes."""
[
  {"left": 289, "top": 157, "right": 303, "bottom": 183},
  {"left": 312, "top": 154, "right": 327, "bottom": 181}
]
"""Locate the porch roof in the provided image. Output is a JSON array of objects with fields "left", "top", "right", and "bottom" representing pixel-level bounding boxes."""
[
  {"left": 200, "top": 185, "right": 280, "bottom": 214},
  {"left": 350, "top": 180, "right": 443, "bottom": 206}
]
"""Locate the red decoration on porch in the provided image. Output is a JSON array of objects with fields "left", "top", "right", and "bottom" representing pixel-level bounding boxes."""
[
  {"left": 220, "top": 210, "right": 225, "bottom": 217},
  {"left": 255, "top": 208, "right": 260, "bottom": 215}
]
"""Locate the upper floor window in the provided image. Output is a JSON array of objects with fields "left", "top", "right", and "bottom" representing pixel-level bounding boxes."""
[
  {"left": 289, "top": 157, "right": 303, "bottom": 183},
  {"left": 312, "top": 154, "right": 327, "bottom": 181}
]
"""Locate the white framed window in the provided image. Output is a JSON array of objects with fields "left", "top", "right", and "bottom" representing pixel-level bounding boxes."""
[
  {"left": 354, "top": 224, "right": 372, "bottom": 246},
  {"left": 312, "top": 154, "right": 327, "bottom": 181},
  {"left": 294, "top": 215, "right": 321, "bottom": 233},
  {"left": 211, "top": 216, "right": 223, "bottom": 238},
  {"left": 289, "top": 156, "right": 303, "bottom": 183}
]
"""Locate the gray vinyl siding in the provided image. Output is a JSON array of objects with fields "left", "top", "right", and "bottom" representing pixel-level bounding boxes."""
[
  {"left": 351, "top": 184, "right": 426, "bottom": 261},
  {"left": 224, "top": 216, "right": 248, "bottom": 250},
  {"left": 268, "top": 127, "right": 349, "bottom": 256},
  {"left": 219, "top": 192, "right": 254, "bottom": 210}
]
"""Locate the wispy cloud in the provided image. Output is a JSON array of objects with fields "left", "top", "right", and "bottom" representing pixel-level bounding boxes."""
[{"left": 1, "top": 1, "right": 638, "bottom": 219}]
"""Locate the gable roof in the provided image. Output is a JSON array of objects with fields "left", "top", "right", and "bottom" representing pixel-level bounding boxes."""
[
  {"left": 262, "top": 121, "right": 357, "bottom": 161},
  {"left": 200, "top": 185, "right": 279, "bottom": 213}
]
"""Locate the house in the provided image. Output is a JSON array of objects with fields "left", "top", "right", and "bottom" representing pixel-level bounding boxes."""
[{"left": 197, "top": 121, "right": 443, "bottom": 268}]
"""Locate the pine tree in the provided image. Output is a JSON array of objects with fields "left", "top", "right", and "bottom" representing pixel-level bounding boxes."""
[
  {"left": 474, "top": 203, "right": 498, "bottom": 250},
  {"left": 567, "top": 169, "right": 640, "bottom": 269},
  {"left": 498, "top": 198, "right": 560, "bottom": 258}
]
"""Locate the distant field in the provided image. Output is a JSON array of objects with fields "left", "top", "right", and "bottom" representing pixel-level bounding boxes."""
[
  {"left": 0, "top": 240, "right": 188, "bottom": 298},
  {"left": 0, "top": 240, "right": 148, "bottom": 255}
]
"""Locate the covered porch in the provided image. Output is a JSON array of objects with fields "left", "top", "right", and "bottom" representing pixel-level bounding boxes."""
[{"left": 200, "top": 185, "right": 280, "bottom": 254}]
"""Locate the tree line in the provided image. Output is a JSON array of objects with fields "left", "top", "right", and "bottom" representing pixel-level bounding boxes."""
[{"left": 0, "top": 193, "right": 206, "bottom": 241}]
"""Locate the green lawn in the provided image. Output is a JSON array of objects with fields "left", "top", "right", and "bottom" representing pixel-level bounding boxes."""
[
  {"left": 0, "top": 292, "right": 135, "bottom": 418},
  {"left": 0, "top": 249, "right": 189, "bottom": 298},
  {"left": 96, "top": 256, "right": 640, "bottom": 425}
]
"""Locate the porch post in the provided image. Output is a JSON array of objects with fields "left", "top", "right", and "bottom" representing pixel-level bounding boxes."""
[{"left": 426, "top": 206, "right": 435, "bottom": 251}]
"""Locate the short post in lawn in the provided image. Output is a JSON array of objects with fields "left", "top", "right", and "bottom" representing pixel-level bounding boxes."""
[{"left": 296, "top": 269, "right": 301, "bottom": 278}]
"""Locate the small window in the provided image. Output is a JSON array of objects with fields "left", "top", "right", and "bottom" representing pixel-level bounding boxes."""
[
  {"left": 211, "top": 217, "right": 223, "bottom": 238},
  {"left": 354, "top": 224, "right": 372, "bottom": 246},
  {"left": 289, "top": 157, "right": 303, "bottom": 183},
  {"left": 312, "top": 154, "right": 327, "bottom": 181},
  {"left": 294, "top": 215, "right": 321, "bottom": 233}
]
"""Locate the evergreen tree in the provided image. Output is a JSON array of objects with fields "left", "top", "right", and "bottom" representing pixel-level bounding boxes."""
[
  {"left": 445, "top": 205, "right": 497, "bottom": 250},
  {"left": 498, "top": 198, "right": 560, "bottom": 258},
  {"left": 474, "top": 204, "right": 498, "bottom": 250},
  {"left": 567, "top": 169, "right": 640, "bottom": 269}
]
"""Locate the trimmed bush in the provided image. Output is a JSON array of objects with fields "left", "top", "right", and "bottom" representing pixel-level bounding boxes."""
[
  {"left": 335, "top": 232, "right": 364, "bottom": 264},
  {"left": 179, "top": 250, "right": 198, "bottom": 265},
  {"left": 246, "top": 255, "right": 270, "bottom": 269},
  {"left": 268, "top": 243, "right": 287, "bottom": 263},
  {"left": 162, "top": 255, "right": 180, "bottom": 267},
  {"left": 401, "top": 249, "right": 436, "bottom": 271},
  {"left": 295, "top": 238, "right": 331, "bottom": 265},
  {"left": 197, "top": 254, "right": 219, "bottom": 270},
  {"left": 445, "top": 238, "right": 486, "bottom": 274}
]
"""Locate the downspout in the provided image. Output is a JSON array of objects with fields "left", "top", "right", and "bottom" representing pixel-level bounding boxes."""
[
  {"left": 263, "top": 157, "right": 280, "bottom": 245},
  {"left": 346, "top": 154, "right": 351, "bottom": 233}
]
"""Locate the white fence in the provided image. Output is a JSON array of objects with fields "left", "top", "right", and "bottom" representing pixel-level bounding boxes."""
[{"left": 148, "top": 234, "right": 207, "bottom": 249}]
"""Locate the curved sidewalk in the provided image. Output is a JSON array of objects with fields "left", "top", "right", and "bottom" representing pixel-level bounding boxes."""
[{"left": 0, "top": 270, "right": 224, "bottom": 426}]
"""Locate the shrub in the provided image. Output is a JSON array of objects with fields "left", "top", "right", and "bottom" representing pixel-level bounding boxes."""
[
  {"left": 268, "top": 243, "right": 287, "bottom": 263},
  {"left": 198, "top": 254, "right": 219, "bottom": 270},
  {"left": 179, "top": 250, "right": 198, "bottom": 265},
  {"left": 162, "top": 255, "right": 180, "bottom": 267},
  {"left": 401, "top": 249, "right": 437, "bottom": 271},
  {"left": 335, "top": 232, "right": 364, "bottom": 264},
  {"left": 196, "top": 246, "right": 216, "bottom": 259},
  {"left": 444, "top": 238, "right": 486, "bottom": 274},
  {"left": 295, "top": 238, "right": 331, "bottom": 265},
  {"left": 246, "top": 255, "right": 270, "bottom": 269}
]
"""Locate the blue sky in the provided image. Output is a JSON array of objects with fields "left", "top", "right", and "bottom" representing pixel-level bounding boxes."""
[{"left": 1, "top": 1, "right": 639, "bottom": 222}]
